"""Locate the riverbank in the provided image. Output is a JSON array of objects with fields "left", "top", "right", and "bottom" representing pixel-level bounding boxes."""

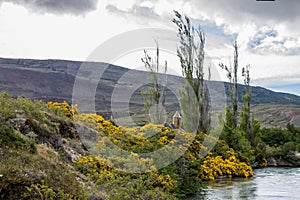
[{"left": 267, "top": 155, "right": 300, "bottom": 167}]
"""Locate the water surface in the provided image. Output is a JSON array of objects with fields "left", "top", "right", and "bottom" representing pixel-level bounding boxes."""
[{"left": 189, "top": 167, "right": 300, "bottom": 200}]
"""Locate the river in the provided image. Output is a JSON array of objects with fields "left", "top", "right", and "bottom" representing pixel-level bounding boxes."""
[{"left": 188, "top": 167, "right": 300, "bottom": 200}]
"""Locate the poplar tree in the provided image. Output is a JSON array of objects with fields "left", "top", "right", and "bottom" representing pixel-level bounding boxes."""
[
  {"left": 172, "top": 11, "right": 210, "bottom": 133},
  {"left": 219, "top": 40, "right": 239, "bottom": 128},
  {"left": 141, "top": 40, "right": 168, "bottom": 124},
  {"left": 219, "top": 40, "right": 251, "bottom": 152}
]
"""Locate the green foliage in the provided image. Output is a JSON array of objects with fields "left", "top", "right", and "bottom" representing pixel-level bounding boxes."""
[
  {"left": 261, "top": 127, "right": 293, "bottom": 147},
  {"left": 218, "top": 42, "right": 267, "bottom": 167},
  {"left": 0, "top": 91, "right": 16, "bottom": 121},
  {"left": 178, "top": 81, "right": 200, "bottom": 133},
  {"left": 74, "top": 156, "right": 178, "bottom": 199},
  {"left": 220, "top": 107, "right": 251, "bottom": 154},
  {"left": 0, "top": 124, "right": 36, "bottom": 153},
  {"left": 0, "top": 145, "right": 86, "bottom": 199},
  {"left": 261, "top": 123, "right": 300, "bottom": 163},
  {"left": 251, "top": 120, "right": 262, "bottom": 148},
  {"left": 172, "top": 11, "right": 210, "bottom": 133},
  {"left": 0, "top": 92, "right": 89, "bottom": 199},
  {"left": 219, "top": 40, "right": 239, "bottom": 128},
  {"left": 26, "top": 183, "right": 74, "bottom": 200}
]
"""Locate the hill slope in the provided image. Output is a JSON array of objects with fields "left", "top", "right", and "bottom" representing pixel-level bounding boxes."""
[{"left": 1, "top": 57, "right": 300, "bottom": 127}]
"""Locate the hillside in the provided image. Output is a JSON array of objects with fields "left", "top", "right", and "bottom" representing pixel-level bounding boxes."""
[
  {"left": 0, "top": 92, "right": 258, "bottom": 199},
  {"left": 252, "top": 104, "right": 300, "bottom": 128},
  {"left": 1, "top": 57, "right": 300, "bottom": 127}
]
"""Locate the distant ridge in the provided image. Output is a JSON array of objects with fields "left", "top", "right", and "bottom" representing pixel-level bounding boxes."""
[{"left": 1, "top": 57, "right": 300, "bottom": 127}]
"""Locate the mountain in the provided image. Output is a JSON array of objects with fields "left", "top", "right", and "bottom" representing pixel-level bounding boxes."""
[{"left": 1, "top": 57, "right": 300, "bottom": 127}]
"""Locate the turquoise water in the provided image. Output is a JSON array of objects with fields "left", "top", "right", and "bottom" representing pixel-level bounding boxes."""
[{"left": 189, "top": 167, "right": 300, "bottom": 200}]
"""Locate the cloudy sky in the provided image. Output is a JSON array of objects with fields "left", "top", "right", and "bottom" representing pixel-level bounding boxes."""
[{"left": 0, "top": 0, "right": 300, "bottom": 95}]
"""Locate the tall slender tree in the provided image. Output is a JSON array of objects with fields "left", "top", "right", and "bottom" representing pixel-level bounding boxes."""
[
  {"left": 241, "top": 64, "right": 252, "bottom": 144},
  {"left": 241, "top": 64, "right": 261, "bottom": 148},
  {"left": 172, "top": 10, "right": 210, "bottom": 133},
  {"left": 141, "top": 40, "right": 168, "bottom": 124},
  {"left": 219, "top": 40, "right": 252, "bottom": 152},
  {"left": 219, "top": 40, "right": 239, "bottom": 128}
]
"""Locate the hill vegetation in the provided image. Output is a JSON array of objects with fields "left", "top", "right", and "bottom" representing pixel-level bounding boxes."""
[
  {"left": 0, "top": 91, "right": 258, "bottom": 199},
  {"left": 0, "top": 90, "right": 299, "bottom": 198}
]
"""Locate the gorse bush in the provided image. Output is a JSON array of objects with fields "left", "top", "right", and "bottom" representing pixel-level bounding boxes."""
[
  {"left": 73, "top": 111, "right": 254, "bottom": 197},
  {"left": 74, "top": 156, "right": 178, "bottom": 199},
  {"left": 200, "top": 151, "right": 253, "bottom": 180},
  {"left": 47, "top": 101, "right": 78, "bottom": 118}
]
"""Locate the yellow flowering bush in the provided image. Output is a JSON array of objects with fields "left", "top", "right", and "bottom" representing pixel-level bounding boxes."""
[
  {"left": 74, "top": 156, "right": 116, "bottom": 181},
  {"left": 73, "top": 112, "right": 254, "bottom": 197},
  {"left": 260, "top": 157, "right": 268, "bottom": 167},
  {"left": 199, "top": 151, "right": 253, "bottom": 180},
  {"left": 74, "top": 114, "right": 179, "bottom": 153},
  {"left": 47, "top": 101, "right": 78, "bottom": 117},
  {"left": 74, "top": 113, "right": 122, "bottom": 135},
  {"left": 155, "top": 174, "right": 177, "bottom": 188},
  {"left": 74, "top": 154, "right": 177, "bottom": 195}
]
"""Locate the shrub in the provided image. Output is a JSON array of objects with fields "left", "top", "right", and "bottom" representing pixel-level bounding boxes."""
[
  {"left": 199, "top": 151, "right": 253, "bottom": 180},
  {"left": 47, "top": 101, "right": 78, "bottom": 118},
  {"left": 0, "top": 144, "right": 86, "bottom": 199},
  {"left": 0, "top": 91, "right": 16, "bottom": 121},
  {"left": 0, "top": 124, "right": 36, "bottom": 153}
]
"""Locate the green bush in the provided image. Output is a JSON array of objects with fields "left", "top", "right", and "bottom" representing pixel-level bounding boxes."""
[
  {"left": 261, "top": 128, "right": 293, "bottom": 147},
  {"left": 296, "top": 143, "right": 300, "bottom": 152},
  {"left": 0, "top": 124, "right": 36, "bottom": 153},
  {"left": 0, "top": 145, "right": 86, "bottom": 199},
  {"left": 0, "top": 91, "right": 16, "bottom": 121},
  {"left": 280, "top": 142, "right": 296, "bottom": 155},
  {"left": 25, "top": 183, "right": 74, "bottom": 200}
]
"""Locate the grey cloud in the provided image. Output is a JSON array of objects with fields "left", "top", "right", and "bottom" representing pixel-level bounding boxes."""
[
  {"left": 106, "top": 3, "right": 160, "bottom": 20},
  {"left": 106, "top": 0, "right": 300, "bottom": 30},
  {"left": 190, "top": 0, "right": 300, "bottom": 25},
  {"left": 1, "top": 0, "right": 98, "bottom": 15}
]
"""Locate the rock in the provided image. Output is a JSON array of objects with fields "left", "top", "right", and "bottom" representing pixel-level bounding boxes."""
[
  {"left": 61, "top": 139, "right": 82, "bottom": 162},
  {"left": 59, "top": 120, "right": 78, "bottom": 139},
  {"left": 8, "top": 117, "right": 26, "bottom": 131},
  {"left": 75, "top": 122, "right": 99, "bottom": 151},
  {"left": 267, "top": 156, "right": 300, "bottom": 167},
  {"left": 164, "top": 122, "right": 175, "bottom": 129},
  {"left": 276, "top": 159, "right": 295, "bottom": 167},
  {"left": 15, "top": 110, "right": 25, "bottom": 118},
  {"left": 267, "top": 157, "right": 277, "bottom": 167}
]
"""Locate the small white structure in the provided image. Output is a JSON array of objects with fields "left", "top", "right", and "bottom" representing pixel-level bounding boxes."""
[{"left": 172, "top": 111, "right": 181, "bottom": 129}]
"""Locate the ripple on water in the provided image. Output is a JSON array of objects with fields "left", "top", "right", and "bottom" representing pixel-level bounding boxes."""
[{"left": 190, "top": 167, "right": 300, "bottom": 200}]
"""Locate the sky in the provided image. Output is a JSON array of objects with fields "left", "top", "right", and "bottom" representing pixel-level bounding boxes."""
[{"left": 0, "top": 0, "right": 300, "bottom": 95}]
